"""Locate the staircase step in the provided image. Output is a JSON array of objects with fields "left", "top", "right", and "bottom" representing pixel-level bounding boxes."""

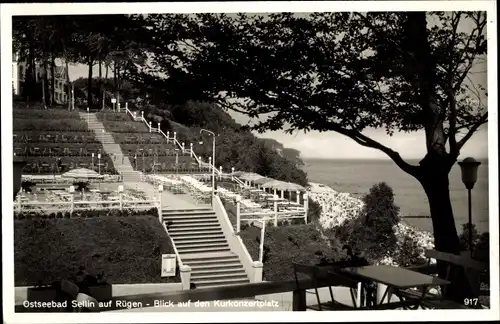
[
  {"left": 178, "top": 246, "right": 231, "bottom": 254},
  {"left": 167, "top": 226, "right": 222, "bottom": 232},
  {"left": 192, "top": 278, "right": 250, "bottom": 286},
  {"left": 173, "top": 234, "right": 226, "bottom": 241},
  {"left": 191, "top": 267, "right": 245, "bottom": 275},
  {"left": 191, "top": 272, "right": 248, "bottom": 280},
  {"left": 173, "top": 238, "right": 227, "bottom": 245},
  {"left": 163, "top": 217, "right": 218, "bottom": 223},
  {"left": 163, "top": 208, "right": 213, "bottom": 214},
  {"left": 194, "top": 280, "right": 251, "bottom": 289},
  {"left": 168, "top": 231, "right": 224, "bottom": 237},
  {"left": 189, "top": 263, "right": 244, "bottom": 271},
  {"left": 168, "top": 221, "right": 220, "bottom": 228},
  {"left": 176, "top": 242, "right": 229, "bottom": 249},
  {"left": 163, "top": 215, "right": 217, "bottom": 221}
]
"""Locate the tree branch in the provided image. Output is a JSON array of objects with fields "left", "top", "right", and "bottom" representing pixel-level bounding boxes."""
[
  {"left": 455, "top": 112, "right": 488, "bottom": 152},
  {"left": 324, "top": 122, "right": 420, "bottom": 178},
  {"left": 447, "top": 87, "right": 458, "bottom": 155}
]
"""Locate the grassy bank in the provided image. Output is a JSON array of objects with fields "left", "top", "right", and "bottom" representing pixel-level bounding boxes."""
[
  {"left": 239, "top": 224, "right": 344, "bottom": 281},
  {"left": 14, "top": 216, "right": 180, "bottom": 286}
]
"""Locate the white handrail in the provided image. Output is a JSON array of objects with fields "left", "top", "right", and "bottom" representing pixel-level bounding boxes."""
[
  {"left": 162, "top": 222, "right": 184, "bottom": 267},
  {"left": 125, "top": 107, "right": 223, "bottom": 177}
]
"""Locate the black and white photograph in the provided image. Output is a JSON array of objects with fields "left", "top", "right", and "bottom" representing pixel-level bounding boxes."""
[{"left": 1, "top": 1, "right": 498, "bottom": 323}]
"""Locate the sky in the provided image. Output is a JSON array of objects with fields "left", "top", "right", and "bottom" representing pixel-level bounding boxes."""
[{"left": 66, "top": 13, "right": 489, "bottom": 161}]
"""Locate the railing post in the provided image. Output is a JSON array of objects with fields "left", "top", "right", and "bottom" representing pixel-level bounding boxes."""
[
  {"left": 219, "top": 166, "right": 222, "bottom": 180},
  {"left": 173, "top": 132, "right": 177, "bottom": 143},
  {"left": 252, "top": 261, "right": 263, "bottom": 283},
  {"left": 182, "top": 142, "right": 185, "bottom": 153},
  {"left": 296, "top": 190, "right": 300, "bottom": 204},
  {"left": 133, "top": 111, "right": 137, "bottom": 120},
  {"left": 166, "top": 131, "right": 170, "bottom": 143},
  {"left": 149, "top": 121, "right": 152, "bottom": 133},
  {"left": 259, "top": 217, "right": 267, "bottom": 262},
  {"left": 180, "top": 265, "right": 192, "bottom": 290},
  {"left": 303, "top": 192, "right": 309, "bottom": 224},
  {"left": 190, "top": 143, "right": 193, "bottom": 157},
  {"left": 141, "top": 111, "right": 144, "bottom": 120},
  {"left": 231, "top": 167, "right": 235, "bottom": 181},
  {"left": 125, "top": 102, "right": 128, "bottom": 111},
  {"left": 158, "top": 122, "right": 161, "bottom": 132},
  {"left": 118, "top": 185, "right": 124, "bottom": 211},
  {"left": 158, "top": 184, "right": 163, "bottom": 222},
  {"left": 69, "top": 185, "right": 75, "bottom": 216},
  {"left": 273, "top": 195, "right": 278, "bottom": 226},
  {"left": 117, "top": 102, "right": 121, "bottom": 112},
  {"left": 236, "top": 195, "right": 241, "bottom": 233},
  {"left": 281, "top": 190, "right": 284, "bottom": 199},
  {"left": 17, "top": 194, "right": 22, "bottom": 213}
]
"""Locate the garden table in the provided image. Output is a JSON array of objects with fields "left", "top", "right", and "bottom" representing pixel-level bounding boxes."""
[{"left": 341, "top": 265, "right": 450, "bottom": 310}]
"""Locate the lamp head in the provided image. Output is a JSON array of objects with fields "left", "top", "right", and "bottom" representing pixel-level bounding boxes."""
[{"left": 458, "top": 157, "right": 481, "bottom": 190}]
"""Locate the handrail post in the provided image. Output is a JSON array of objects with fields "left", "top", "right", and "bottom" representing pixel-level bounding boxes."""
[
  {"left": 259, "top": 217, "right": 267, "bottom": 262},
  {"left": 158, "top": 122, "right": 161, "bottom": 132},
  {"left": 273, "top": 195, "right": 278, "bottom": 226},
  {"left": 117, "top": 102, "right": 121, "bottom": 112},
  {"left": 179, "top": 265, "right": 192, "bottom": 290},
  {"left": 125, "top": 102, "right": 128, "bottom": 111},
  {"left": 236, "top": 195, "right": 241, "bottom": 233},
  {"left": 69, "top": 185, "right": 75, "bottom": 216},
  {"left": 219, "top": 166, "right": 222, "bottom": 180},
  {"left": 190, "top": 143, "right": 193, "bottom": 157},
  {"left": 182, "top": 142, "right": 185, "bottom": 153},
  {"left": 158, "top": 184, "right": 163, "bottom": 222},
  {"left": 173, "top": 132, "right": 177, "bottom": 144},
  {"left": 118, "top": 185, "right": 124, "bottom": 211},
  {"left": 166, "top": 131, "right": 170, "bottom": 143},
  {"left": 303, "top": 193, "right": 309, "bottom": 224},
  {"left": 149, "top": 121, "right": 152, "bottom": 133},
  {"left": 17, "top": 194, "right": 22, "bottom": 213}
]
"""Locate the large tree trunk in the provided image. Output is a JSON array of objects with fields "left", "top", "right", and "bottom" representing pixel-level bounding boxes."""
[
  {"left": 87, "top": 57, "right": 93, "bottom": 109},
  {"left": 418, "top": 156, "right": 478, "bottom": 302}
]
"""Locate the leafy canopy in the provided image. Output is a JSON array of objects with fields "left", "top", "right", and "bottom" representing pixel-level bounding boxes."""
[{"left": 138, "top": 12, "right": 487, "bottom": 175}]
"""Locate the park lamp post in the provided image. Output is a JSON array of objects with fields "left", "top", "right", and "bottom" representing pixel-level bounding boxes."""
[
  {"left": 458, "top": 157, "right": 481, "bottom": 257},
  {"left": 200, "top": 129, "right": 216, "bottom": 198}
]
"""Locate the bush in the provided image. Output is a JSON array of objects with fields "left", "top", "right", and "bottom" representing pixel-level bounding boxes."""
[
  {"left": 337, "top": 182, "right": 401, "bottom": 264},
  {"left": 458, "top": 223, "right": 489, "bottom": 263},
  {"left": 307, "top": 198, "right": 322, "bottom": 224},
  {"left": 14, "top": 216, "right": 179, "bottom": 286},
  {"left": 239, "top": 224, "right": 345, "bottom": 281}
]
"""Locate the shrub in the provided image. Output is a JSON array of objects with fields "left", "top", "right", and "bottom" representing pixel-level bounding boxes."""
[
  {"left": 239, "top": 224, "right": 345, "bottom": 281},
  {"left": 307, "top": 198, "right": 322, "bottom": 224},
  {"left": 14, "top": 216, "right": 179, "bottom": 286},
  {"left": 458, "top": 223, "right": 489, "bottom": 263},
  {"left": 337, "top": 182, "right": 401, "bottom": 264}
]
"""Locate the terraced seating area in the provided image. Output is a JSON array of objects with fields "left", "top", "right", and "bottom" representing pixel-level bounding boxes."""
[
  {"left": 13, "top": 108, "right": 117, "bottom": 174},
  {"left": 95, "top": 111, "right": 205, "bottom": 174},
  {"left": 13, "top": 131, "right": 100, "bottom": 144},
  {"left": 20, "top": 156, "right": 116, "bottom": 174}
]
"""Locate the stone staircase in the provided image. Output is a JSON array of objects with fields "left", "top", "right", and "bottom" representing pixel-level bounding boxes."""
[
  {"left": 163, "top": 208, "right": 250, "bottom": 288},
  {"left": 79, "top": 112, "right": 156, "bottom": 195}
]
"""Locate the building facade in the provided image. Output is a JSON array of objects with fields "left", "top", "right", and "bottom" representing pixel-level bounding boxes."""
[{"left": 12, "top": 54, "right": 70, "bottom": 104}]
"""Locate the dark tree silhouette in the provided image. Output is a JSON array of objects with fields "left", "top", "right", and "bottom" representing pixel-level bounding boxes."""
[{"left": 140, "top": 12, "right": 487, "bottom": 301}]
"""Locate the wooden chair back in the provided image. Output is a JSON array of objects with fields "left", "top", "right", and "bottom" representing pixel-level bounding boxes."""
[{"left": 425, "top": 249, "right": 488, "bottom": 272}]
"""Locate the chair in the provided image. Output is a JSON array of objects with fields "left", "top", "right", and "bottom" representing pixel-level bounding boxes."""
[
  {"left": 396, "top": 249, "right": 488, "bottom": 309},
  {"left": 293, "top": 263, "right": 362, "bottom": 311}
]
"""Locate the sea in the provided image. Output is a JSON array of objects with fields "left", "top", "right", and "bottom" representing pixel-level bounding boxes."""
[{"left": 302, "top": 158, "right": 490, "bottom": 234}]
